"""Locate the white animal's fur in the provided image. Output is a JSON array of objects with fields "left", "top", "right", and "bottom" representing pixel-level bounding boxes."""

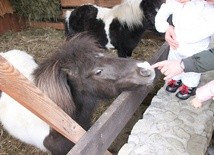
[
  {"left": 107, "top": 0, "right": 144, "bottom": 29},
  {"left": 65, "top": 10, "right": 73, "bottom": 31},
  {"left": 0, "top": 50, "right": 49, "bottom": 151},
  {"left": 65, "top": 10, "right": 72, "bottom": 22},
  {"left": 94, "top": 5, "right": 111, "bottom": 19}
]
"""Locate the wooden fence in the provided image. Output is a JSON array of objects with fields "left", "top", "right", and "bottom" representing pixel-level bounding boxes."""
[{"left": 0, "top": 41, "right": 169, "bottom": 154}]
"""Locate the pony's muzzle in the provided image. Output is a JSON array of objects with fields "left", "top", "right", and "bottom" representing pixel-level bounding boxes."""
[
  {"left": 139, "top": 68, "right": 152, "bottom": 77},
  {"left": 137, "top": 62, "right": 154, "bottom": 77}
]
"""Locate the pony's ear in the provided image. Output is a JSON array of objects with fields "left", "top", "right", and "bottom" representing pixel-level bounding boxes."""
[{"left": 61, "top": 67, "right": 79, "bottom": 79}]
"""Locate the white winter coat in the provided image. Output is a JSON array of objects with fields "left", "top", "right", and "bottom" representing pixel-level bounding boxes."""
[{"left": 155, "top": 0, "right": 214, "bottom": 87}]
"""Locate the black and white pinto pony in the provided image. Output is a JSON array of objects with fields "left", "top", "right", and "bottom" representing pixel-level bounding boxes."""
[
  {"left": 65, "top": 0, "right": 164, "bottom": 57},
  {"left": 0, "top": 33, "right": 155, "bottom": 155}
]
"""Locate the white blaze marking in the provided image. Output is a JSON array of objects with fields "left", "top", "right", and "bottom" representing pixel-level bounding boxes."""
[{"left": 137, "top": 62, "right": 151, "bottom": 69}]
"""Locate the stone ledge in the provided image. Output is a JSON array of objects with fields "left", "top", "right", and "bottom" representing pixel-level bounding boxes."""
[{"left": 119, "top": 71, "right": 214, "bottom": 155}]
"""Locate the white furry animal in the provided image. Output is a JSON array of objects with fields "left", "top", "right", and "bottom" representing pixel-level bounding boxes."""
[{"left": 0, "top": 50, "right": 50, "bottom": 151}]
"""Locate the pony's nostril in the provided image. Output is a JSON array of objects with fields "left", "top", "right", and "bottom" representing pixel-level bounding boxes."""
[{"left": 140, "top": 69, "right": 151, "bottom": 77}]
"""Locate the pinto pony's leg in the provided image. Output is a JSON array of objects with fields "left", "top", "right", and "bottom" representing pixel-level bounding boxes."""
[{"left": 44, "top": 130, "right": 74, "bottom": 155}]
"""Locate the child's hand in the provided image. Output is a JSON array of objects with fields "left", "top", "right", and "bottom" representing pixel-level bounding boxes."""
[
  {"left": 190, "top": 98, "right": 202, "bottom": 108},
  {"left": 206, "top": 0, "right": 214, "bottom": 5}
]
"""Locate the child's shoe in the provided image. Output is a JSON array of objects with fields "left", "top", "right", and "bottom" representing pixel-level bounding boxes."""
[
  {"left": 176, "top": 84, "right": 196, "bottom": 100},
  {"left": 166, "top": 79, "right": 182, "bottom": 93}
]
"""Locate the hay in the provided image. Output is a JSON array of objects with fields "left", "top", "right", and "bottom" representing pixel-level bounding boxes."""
[
  {"left": 9, "top": 0, "right": 61, "bottom": 21},
  {"left": 0, "top": 28, "right": 64, "bottom": 63}
]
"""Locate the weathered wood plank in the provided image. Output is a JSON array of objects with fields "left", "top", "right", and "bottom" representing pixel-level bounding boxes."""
[
  {"left": 67, "top": 42, "right": 169, "bottom": 155},
  {"left": 95, "top": 0, "right": 121, "bottom": 7},
  {"left": 29, "top": 21, "right": 64, "bottom": 30},
  {"left": 61, "top": 0, "right": 121, "bottom": 8},
  {"left": 0, "top": 55, "right": 85, "bottom": 143},
  {"left": 0, "top": 13, "right": 27, "bottom": 35},
  {"left": 61, "top": 0, "right": 95, "bottom": 7},
  {"left": 149, "top": 42, "right": 169, "bottom": 64}
]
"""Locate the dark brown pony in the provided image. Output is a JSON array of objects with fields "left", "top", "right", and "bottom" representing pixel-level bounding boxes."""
[{"left": 0, "top": 33, "right": 155, "bottom": 155}]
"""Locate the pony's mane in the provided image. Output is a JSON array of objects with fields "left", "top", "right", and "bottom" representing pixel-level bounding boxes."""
[{"left": 33, "top": 33, "right": 104, "bottom": 118}]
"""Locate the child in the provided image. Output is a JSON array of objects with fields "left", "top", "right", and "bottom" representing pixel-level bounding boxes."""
[
  {"left": 191, "top": 80, "right": 214, "bottom": 108},
  {"left": 155, "top": 0, "right": 214, "bottom": 100}
]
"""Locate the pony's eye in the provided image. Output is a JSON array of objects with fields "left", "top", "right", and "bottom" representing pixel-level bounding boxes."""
[{"left": 95, "top": 69, "right": 103, "bottom": 75}]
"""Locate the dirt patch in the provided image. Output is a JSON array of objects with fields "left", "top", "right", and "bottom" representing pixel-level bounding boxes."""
[{"left": 0, "top": 28, "right": 165, "bottom": 155}]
